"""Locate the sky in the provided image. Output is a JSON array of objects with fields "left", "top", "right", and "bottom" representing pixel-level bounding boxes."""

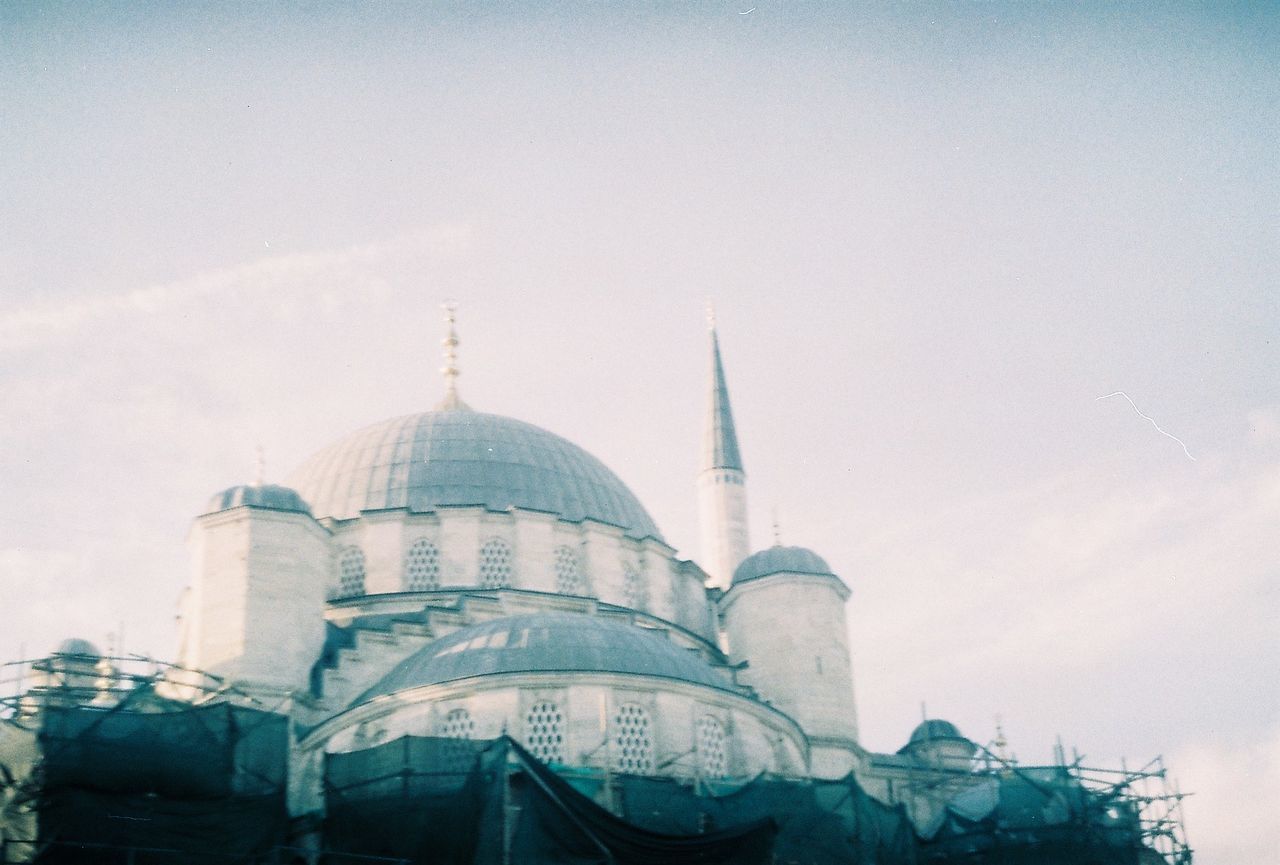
[{"left": 1, "top": 3, "right": 1277, "bottom": 861}]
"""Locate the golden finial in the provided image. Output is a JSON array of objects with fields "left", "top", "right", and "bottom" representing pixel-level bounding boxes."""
[
  {"left": 253, "top": 444, "right": 265, "bottom": 487},
  {"left": 705, "top": 299, "right": 716, "bottom": 331},
  {"left": 436, "top": 300, "right": 471, "bottom": 411},
  {"left": 772, "top": 507, "right": 782, "bottom": 546}
]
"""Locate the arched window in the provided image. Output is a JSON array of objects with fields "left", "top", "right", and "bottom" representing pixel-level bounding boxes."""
[
  {"left": 525, "top": 700, "right": 565, "bottom": 764},
  {"left": 696, "top": 715, "right": 728, "bottom": 779},
  {"left": 438, "top": 707, "right": 475, "bottom": 740},
  {"left": 404, "top": 539, "right": 441, "bottom": 591},
  {"left": 554, "top": 544, "right": 585, "bottom": 595},
  {"left": 622, "top": 561, "right": 647, "bottom": 609},
  {"left": 613, "top": 703, "right": 655, "bottom": 774},
  {"left": 437, "top": 707, "right": 477, "bottom": 773},
  {"left": 337, "top": 546, "right": 366, "bottom": 597},
  {"left": 478, "top": 538, "right": 512, "bottom": 588}
]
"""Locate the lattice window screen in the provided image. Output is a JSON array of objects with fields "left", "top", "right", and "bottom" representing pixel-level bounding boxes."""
[
  {"left": 404, "top": 539, "right": 441, "bottom": 591},
  {"left": 478, "top": 538, "right": 513, "bottom": 588},
  {"left": 696, "top": 714, "right": 728, "bottom": 779},
  {"left": 337, "top": 546, "right": 366, "bottom": 597},
  {"left": 554, "top": 545, "right": 585, "bottom": 595},
  {"left": 612, "top": 703, "right": 655, "bottom": 774},
  {"left": 525, "top": 701, "right": 566, "bottom": 764}
]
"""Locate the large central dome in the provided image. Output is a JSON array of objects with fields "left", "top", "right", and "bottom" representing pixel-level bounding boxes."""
[{"left": 288, "top": 411, "right": 663, "bottom": 541}]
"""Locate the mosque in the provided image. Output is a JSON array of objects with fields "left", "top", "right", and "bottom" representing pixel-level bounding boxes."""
[{"left": 0, "top": 307, "right": 1188, "bottom": 864}]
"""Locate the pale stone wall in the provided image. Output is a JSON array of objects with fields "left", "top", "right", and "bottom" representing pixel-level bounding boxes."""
[
  {"left": 720, "top": 572, "right": 860, "bottom": 775},
  {"left": 318, "top": 508, "right": 704, "bottom": 636},
  {"left": 183, "top": 507, "right": 329, "bottom": 693}
]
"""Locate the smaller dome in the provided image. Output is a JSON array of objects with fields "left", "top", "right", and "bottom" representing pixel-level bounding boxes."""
[
  {"left": 205, "top": 484, "right": 311, "bottom": 516},
  {"left": 53, "top": 638, "right": 100, "bottom": 657},
  {"left": 907, "top": 719, "right": 967, "bottom": 746},
  {"left": 732, "top": 545, "right": 835, "bottom": 585}
]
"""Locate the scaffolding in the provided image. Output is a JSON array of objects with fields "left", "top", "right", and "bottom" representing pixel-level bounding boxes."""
[
  {"left": 896, "top": 736, "right": 1196, "bottom": 865},
  {"left": 1, "top": 653, "right": 1194, "bottom": 865}
]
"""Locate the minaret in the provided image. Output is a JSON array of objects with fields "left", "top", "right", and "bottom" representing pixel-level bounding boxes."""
[
  {"left": 698, "top": 306, "right": 750, "bottom": 590},
  {"left": 435, "top": 300, "right": 472, "bottom": 411}
]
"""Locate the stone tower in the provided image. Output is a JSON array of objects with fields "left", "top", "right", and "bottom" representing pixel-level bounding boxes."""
[{"left": 697, "top": 317, "right": 750, "bottom": 591}]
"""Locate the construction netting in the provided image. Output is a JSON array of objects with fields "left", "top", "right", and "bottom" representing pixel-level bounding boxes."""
[
  {"left": 323, "top": 735, "right": 779, "bottom": 865},
  {"left": 2, "top": 706, "right": 1157, "bottom": 865},
  {"left": 323, "top": 735, "right": 1154, "bottom": 865},
  {"left": 915, "top": 768, "right": 1145, "bottom": 865},
  {"left": 4, "top": 698, "right": 288, "bottom": 864}
]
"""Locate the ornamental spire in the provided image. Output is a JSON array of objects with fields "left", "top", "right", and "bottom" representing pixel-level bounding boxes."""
[
  {"left": 702, "top": 309, "right": 744, "bottom": 473},
  {"left": 435, "top": 300, "right": 472, "bottom": 411}
]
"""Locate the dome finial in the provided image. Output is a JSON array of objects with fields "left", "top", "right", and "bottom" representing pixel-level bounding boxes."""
[
  {"left": 435, "top": 300, "right": 472, "bottom": 411},
  {"left": 772, "top": 507, "right": 782, "bottom": 546},
  {"left": 253, "top": 444, "right": 265, "bottom": 487}
]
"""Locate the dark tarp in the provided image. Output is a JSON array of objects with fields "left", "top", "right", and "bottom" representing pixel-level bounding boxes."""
[
  {"left": 324, "top": 735, "right": 1151, "bottom": 865},
  {"left": 507, "top": 737, "right": 777, "bottom": 865},
  {"left": 323, "top": 735, "right": 777, "bottom": 865},
  {"left": 34, "top": 788, "right": 284, "bottom": 865},
  {"left": 38, "top": 701, "right": 287, "bottom": 798},
  {"left": 617, "top": 771, "right": 916, "bottom": 865},
  {"left": 32, "top": 702, "right": 288, "bottom": 864},
  {"left": 323, "top": 736, "right": 500, "bottom": 865}
]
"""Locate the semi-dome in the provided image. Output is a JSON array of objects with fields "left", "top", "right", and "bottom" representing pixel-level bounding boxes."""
[
  {"left": 732, "top": 545, "right": 835, "bottom": 585},
  {"left": 356, "top": 612, "right": 731, "bottom": 704},
  {"left": 204, "top": 483, "right": 312, "bottom": 516},
  {"left": 288, "top": 411, "right": 663, "bottom": 540}
]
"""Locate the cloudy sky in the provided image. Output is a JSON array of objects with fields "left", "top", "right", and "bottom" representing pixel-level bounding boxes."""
[{"left": 2, "top": 3, "right": 1276, "bottom": 862}]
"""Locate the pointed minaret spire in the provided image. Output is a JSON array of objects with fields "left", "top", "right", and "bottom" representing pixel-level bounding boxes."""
[
  {"left": 697, "top": 308, "right": 750, "bottom": 589},
  {"left": 435, "top": 300, "right": 472, "bottom": 411},
  {"left": 703, "top": 317, "right": 744, "bottom": 474}
]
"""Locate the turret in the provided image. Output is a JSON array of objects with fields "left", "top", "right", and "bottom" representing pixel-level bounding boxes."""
[
  {"left": 179, "top": 481, "right": 329, "bottom": 696},
  {"left": 697, "top": 313, "right": 750, "bottom": 590},
  {"left": 719, "top": 545, "right": 860, "bottom": 777}
]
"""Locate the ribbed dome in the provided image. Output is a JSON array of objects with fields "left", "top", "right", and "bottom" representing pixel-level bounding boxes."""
[
  {"left": 288, "top": 411, "right": 662, "bottom": 540},
  {"left": 732, "top": 545, "right": 835, "bottom": 585},
  {"left": 204, "top": 484, "right": 312, "bottom": 516},
  {"left": 356, "top": 612, "right": 731, "bottom": 705}
]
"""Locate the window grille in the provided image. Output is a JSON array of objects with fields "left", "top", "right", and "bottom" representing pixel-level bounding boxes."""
[
  {"left": 554, "top": 545, "right": 585, "bottom": 595},
  {"left": 439, "top": 707, "right": 475, "bottom": 739},
  {"left": 696, "top": 714, "right": 728, "bottom": 779},
  {"left": 404, "top": 539, "right": 441, "bottom": 591},
  {"left": 612, "top": 703, "right": 655, "bottom": 774},
  {"left": 622, "top": 562, "right": 647, "bottom": 609},
  {"left": 337, "top": 546, "right": 366, "bottom": 597},
  {"left": 525, "top": 700, "right": 566, "bottom": 764},
  {"left": 478, "top": 538, "right": 512, "bottom": 588}
]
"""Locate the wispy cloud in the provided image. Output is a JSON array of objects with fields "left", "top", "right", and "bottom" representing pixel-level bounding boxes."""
[{"left": 0, "top": 225, "right": 473, "bottom": 352}]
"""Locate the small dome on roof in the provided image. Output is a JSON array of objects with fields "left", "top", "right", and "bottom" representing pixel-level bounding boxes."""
[
  {"left": 732, "top": 545, "right": 835, "bottom": 585},
  {"left": 54, "top": 638, "right": 100, "bottom": 657},
  {"left": 355, "top": 612, "right": 732, "bottom": 705},
  {"left": 908, "top": 719, "right": 968, "bottom": 746},
  {"left": 205, "top": 484, "right": 311, "bottom": 516}
]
